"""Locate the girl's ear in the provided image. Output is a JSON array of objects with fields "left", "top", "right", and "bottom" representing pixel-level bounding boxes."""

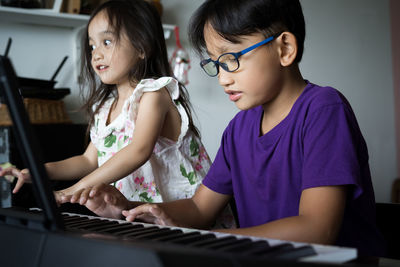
[{"left": 277, "top": 32, "right": 298, "bottom": 67}]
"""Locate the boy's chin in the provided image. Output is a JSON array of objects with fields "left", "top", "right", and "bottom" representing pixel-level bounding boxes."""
[{"left": 234, "top": 102, "right": 257, "bottom": 111}]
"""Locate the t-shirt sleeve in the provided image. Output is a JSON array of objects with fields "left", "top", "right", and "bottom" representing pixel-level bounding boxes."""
[
  {"left": 301, "top": 102, "right": 363, "bottom": 198},
  {"left": 202, "top": 128, "right": 233, "bottom": 195}
]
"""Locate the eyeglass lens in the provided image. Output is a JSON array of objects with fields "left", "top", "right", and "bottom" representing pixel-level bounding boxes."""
[{"left": 202, "top": 53, "right": 239, "bottom": 76}]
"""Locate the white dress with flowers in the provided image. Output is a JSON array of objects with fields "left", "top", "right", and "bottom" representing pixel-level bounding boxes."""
[{"left": 90, "top": 77, "right": 211, "bottom": 203}]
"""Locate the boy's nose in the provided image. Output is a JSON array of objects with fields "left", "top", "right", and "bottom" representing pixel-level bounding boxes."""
[{"left": 218, "top": 68, "right": 234, "bottom": 88}]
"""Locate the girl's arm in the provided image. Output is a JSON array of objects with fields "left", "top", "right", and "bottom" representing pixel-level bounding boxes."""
[
  {"left": 60, "top": 88, "right": 172, "bottom": 194},
  {"left": 217, "top": 185, "right": 347, "bottom": 245},
  {"left": 0, "top": 142, "right": 99, "bottom": 194},
  {"left": 45, "top": 142, "right": 98, "bottom": 180}
]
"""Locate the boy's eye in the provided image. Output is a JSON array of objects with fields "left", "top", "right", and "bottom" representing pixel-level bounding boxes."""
[{"left": 104, "top": 40, "right": 112, "bottom": 46}]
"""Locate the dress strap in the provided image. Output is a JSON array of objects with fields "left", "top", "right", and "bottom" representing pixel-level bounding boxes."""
[{"left": 134, "top": 77, "right": 190, "bottom": 143}]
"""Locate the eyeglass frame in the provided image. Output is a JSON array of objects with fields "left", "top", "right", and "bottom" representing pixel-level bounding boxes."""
[{"left": 200, "top": 32, "right": 282, "bottom": 77}]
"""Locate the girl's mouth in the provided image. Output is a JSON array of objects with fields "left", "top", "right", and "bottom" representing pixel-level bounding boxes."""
[{"left": 97, "top": 65, "right": 109, "bottom": 71}]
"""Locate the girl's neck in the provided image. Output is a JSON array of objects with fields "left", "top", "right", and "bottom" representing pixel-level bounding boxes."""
[{"left": 116, "top": 82, "right": 137, "bottom": 101}]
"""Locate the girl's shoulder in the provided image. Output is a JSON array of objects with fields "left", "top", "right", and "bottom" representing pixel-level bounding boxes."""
[{"left": 135, "top": 77, "right": 180, "bottom": 100}]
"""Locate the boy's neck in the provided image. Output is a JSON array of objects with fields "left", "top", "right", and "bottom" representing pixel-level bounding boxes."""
[{"left": 260, "top": 65, "right": 306, "bottom": 135}]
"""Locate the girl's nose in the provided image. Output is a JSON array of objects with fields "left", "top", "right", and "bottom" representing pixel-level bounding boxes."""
[
  {"left": 218, "top": 68, "right": 234, "bottom": 88},
  {"left": 92, "top": 48, "right": 103, "bottom": 61}
]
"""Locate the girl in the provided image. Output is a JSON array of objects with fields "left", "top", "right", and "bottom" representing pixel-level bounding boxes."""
[
  {"left": 72, "top": 0, "right": 385, "bottom": 257},
  {"left": 0, "top": 0, "right": 223, "bottom": 221}
]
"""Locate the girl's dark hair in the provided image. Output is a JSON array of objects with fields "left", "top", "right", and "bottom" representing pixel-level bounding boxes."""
[
  {"left": 189, "top": 0, "right": 305, "bottom": 63},
  {"left": 81, "top": 0, "right": 199, "bottom": 137}
]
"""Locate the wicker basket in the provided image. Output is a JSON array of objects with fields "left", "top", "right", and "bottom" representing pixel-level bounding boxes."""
[{"left": 0, "top": 98, "right": 71, "bottom": 125}]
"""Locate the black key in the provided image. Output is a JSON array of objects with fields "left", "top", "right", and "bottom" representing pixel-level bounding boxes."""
[
  {"left": 135, "top": 229, "right": 183, "bottom": 240},
  {"left": 202, "top": 236, "right": 243, "bottom": 249},
  {"left": 221, "top": 240, "right": 269, "bottom": 253},
  {"left": 80, "top": 221, "right": 120, "bottom": 231},
  {"left": 269, "top": 245, "right": 316, "bottom": 260},
  {"left": 112, "top": 224, "right": 147, "bottom": 235},
  {"left": 63, "top": 216, "right": 90, "bottom": 223},
  {"left": 120, "top": 226, "right": 160, "bottom": 237},
  {"left": 213, "top": 238, "right": 252, "bottom": 252},
  {"left": 170, "top": 233, "right": 216, "bottom": 245},
  {"left": 252, "top": 243, "right": 294, "bottom": 256},
  {"left": 154, "top": 232, "right": 201, "bottom": 242},
  {"left": 98, "top": 223, "right": 143, "bottom": 234},
  {"left": 65, "top": 219, "right": 104, "bottom": 228},
  {"left": 190, "top": 236, "right": 237, "bottom": 247},
  {"left": 126, "top": 228, "right": 174, "bottom": 239}
]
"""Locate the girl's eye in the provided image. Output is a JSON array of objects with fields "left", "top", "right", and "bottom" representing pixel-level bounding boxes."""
[
  {"left": 89, "top": 45, "right": 96, "bottom": 51},
  {"left": 104, "top": 40, "right": 112, "bottom": 46}
]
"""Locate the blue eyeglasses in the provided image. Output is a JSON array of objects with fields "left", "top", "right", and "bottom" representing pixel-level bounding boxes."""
[{"left": 200, "top": 33, "right": 281, "bottom": 77}]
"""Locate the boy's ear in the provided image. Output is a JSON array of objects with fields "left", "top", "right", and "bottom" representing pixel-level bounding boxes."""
[{"left": 277, "top": 32, "right": 298, "bottom": 67}]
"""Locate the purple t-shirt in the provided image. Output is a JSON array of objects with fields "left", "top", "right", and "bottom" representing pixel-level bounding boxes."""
[{"left": 203, "top": 82, "right": 385, "bottom": 256}]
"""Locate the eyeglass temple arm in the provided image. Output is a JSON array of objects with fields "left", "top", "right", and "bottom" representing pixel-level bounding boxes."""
[{"left": 237, "top": 33, "right": 281, "bottom": 57}]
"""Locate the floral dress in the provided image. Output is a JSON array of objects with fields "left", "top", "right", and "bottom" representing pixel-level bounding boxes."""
[{"left": 90, "top": 77, "right": 211, "bottom": 203}]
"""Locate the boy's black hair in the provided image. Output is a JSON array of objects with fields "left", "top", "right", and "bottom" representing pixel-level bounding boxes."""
[{"left": 189, "top": 0, "right": 306, "bottom": 63}]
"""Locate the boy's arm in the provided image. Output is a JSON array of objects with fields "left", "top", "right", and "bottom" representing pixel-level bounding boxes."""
[
  {"left": 58, "top": 89, "right": 171, "bottom": 195},
  {"left": 218, "top": 185, "right": 347, "bottom": 245},
  {"left": 75, "top": 184, "right": 231, "bottom": 229},
  {"left": 124, "top": 185, "right": 231, "bottom": 229}
]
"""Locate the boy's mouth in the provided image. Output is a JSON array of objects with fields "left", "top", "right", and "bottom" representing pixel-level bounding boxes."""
[{"left": 225, "top": 90, "right": 243, "bottom": 102}]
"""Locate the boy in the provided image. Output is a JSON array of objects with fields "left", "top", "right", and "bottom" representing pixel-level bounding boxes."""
[{"left": 67, "top": 0, "right": 385, "bottom": 257}]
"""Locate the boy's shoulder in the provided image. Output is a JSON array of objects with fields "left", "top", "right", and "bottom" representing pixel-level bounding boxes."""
[{"left": 300, "top": 82, "right": 350, "bottom": 112}]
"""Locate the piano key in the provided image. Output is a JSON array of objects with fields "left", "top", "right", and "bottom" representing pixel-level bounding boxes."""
[
  {"left": 251, "top": 243, "right": 294, "bottom": 256},
  {"left": 79, "top": 221, "right": 120, "bottom": 231},
  {"left": 170, "top": 233, "right": 216, "bottom": 245},
  {"left": 153, "top": 231, "right": 201, "bottom": 242},
  {"left": 189, "top": 236, "right": 237, "bottom": 247},
  {"left": 269, "top": 245, "right": 317, "bottom": 260},
  {"left": 65, "top": 219, "right": 101, "bottom": 228},
  {"left": 119, "top": 226, "right": 160, "bottom": 237},
  {"left": 97, "top": 223, "right": 144, "bottom": 234},
  {"left": 112, "top": 224, "right": 147, "bottom": 235},
  {"left": 219, "top": 239, "right": 269, "bottom": 253},
  {"left": 201, "top": 236, "right": 245, "bottom": 249},
  {"left": 135, "top": 229, "right": 183, "bottom": 240},
  {"left": 64, "top": 218, "right": 103, "bottom": 228},
  {"left": 211, "top": 238, "right": 252, "bottom": 251},
  {"left": 63, "top": 216, "right": 91, "bottom": 223},
  {"left": 125, "top": 228, "right": 175, "bottom": 239}
]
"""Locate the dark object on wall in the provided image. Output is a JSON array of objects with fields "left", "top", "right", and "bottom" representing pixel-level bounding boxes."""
[
  {"left": 0, "top": 124, "right": 87, "bottom": 209},
  {"left": 18, "top": 55, "right": 68, "bottom": 90},
  {"left": 1, "top": 0, "right": 44, "bottom": 8},
  {"left": 144, "top": 0, "right": 163, "bottom": 17},
  {"left": 79, "top": 0, "right": 107, "bottom": 14},
  {"left": 376, "top": 202, "right": 400, "bottom": 259}
]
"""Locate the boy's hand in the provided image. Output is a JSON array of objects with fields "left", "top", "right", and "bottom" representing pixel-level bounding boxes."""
[
  {"left": 62, "top": 184, "right": 131, "bottom": 219},
  {"left": 122, "top": 204, "right": 180, "bottom": 227},
  {"left": 0, "top": 166, "right": 31, "bottom": 193}
]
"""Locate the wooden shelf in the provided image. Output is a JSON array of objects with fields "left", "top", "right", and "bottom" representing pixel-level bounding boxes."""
[
  {"left": 0, "top": 6, "right": 88, "bottom": 28},
  {"left": 0, "top": 6, "right": 175, "bottom": 38}
]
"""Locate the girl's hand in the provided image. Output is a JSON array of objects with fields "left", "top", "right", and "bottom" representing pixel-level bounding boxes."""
[
  {"left": 64, "top": 184, "right": 131, "bottom": 219},
  {"left": 122, "top": 204, "right": 179, "bottom": 227},
  {"left": 0, "top": 167, "right": 31, "bottom": 193},
  {"left": 54, "top": 182, "right": 83, "bottom": 205}
]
